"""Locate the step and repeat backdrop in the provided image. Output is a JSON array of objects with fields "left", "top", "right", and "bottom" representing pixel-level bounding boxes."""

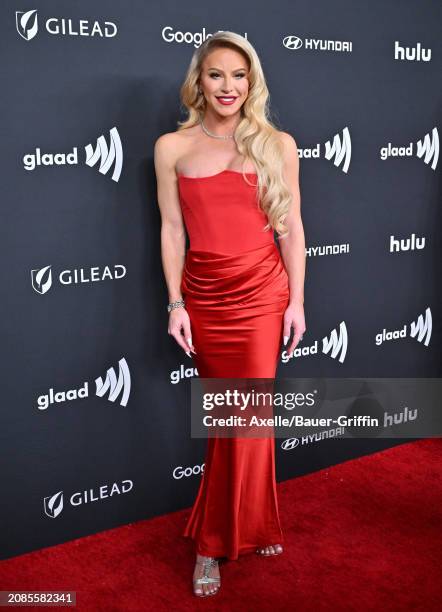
[{"left": 1, "top": 1, "right": 440, "bottom": 559}]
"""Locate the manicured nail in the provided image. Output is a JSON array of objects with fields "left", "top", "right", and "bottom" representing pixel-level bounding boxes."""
[
  {"left": 283, "top": 335, "right": 289, "bottom": 346},
  {"left": 187, "top": 337, "right": 192, "bottom": 347},
  {"left": 185, "top": 350, "right": 191, "bottom": 358}
]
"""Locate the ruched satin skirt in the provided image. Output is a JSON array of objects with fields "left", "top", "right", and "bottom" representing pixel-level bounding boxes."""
[{"left": 181, "top": 241, "right": 290, "bottom": 560}]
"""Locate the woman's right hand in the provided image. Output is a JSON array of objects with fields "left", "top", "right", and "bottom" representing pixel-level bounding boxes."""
[{"left": 168, "top": 307, "right": 197, "bottom": 357}]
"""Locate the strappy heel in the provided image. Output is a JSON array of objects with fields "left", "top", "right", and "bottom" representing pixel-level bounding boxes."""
[
  {"left": 193, "top": 555, "right": 221, "bottom": 597},
  {"left": 256, "top": 543, "right": 283, "bottom": 556}
]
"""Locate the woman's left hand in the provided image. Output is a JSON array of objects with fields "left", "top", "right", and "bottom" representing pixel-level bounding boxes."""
[{"left": 283, "top": 300, "right": 306, "bottom": 358}]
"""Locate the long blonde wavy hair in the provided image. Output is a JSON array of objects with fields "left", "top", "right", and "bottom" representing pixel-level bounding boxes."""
[{"left": 177, "top": 31, "right": 292, "bottom": 239}]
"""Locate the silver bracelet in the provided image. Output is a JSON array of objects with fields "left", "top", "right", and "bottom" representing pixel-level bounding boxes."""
[{"left": 167, "top": 299, "right": 185, "bottom": 313}]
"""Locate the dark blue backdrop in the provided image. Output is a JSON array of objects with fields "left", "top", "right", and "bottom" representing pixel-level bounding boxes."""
[{"left": 1, "top": 0, "right": 440, "bottom": 559}]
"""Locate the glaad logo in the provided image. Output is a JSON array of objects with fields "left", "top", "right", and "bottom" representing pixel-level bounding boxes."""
[
  {"left": 380, "top": 127, "right": 439, "bottom": 171},
  {"left": 37, "top": 357, "right": 131, "bottom": 410},
  {"left": 410, "top": 308, "right": 432, "bottom": 347},
  {"left": 394, "top": 40, "right": 431, "bottom": 62},
  {"left": 417, "top": 128, "right": 439, "bottom": 170},
  {"left": 282, "top": 322, "right": 348, "bottom": 364},
  {"left": 170, "top": 364, "right": 199, "bottom": 384},
  {"left": 389, "top": 233, "right": 425, "bottom": 253},
  {"left": 283, "top": 34, "right": 352, "bottom": 53},
  {"left": 298, "top": 128, "right": 351, "bottom": 173},
  {"left": 375, "top": 307, "right": 432, "bottom": 347},
  {"left": 23, "top": 126, "right": 123, "bottom": 182},
  {"left": 16, "top": 10, "right": 117, "bottom": 41},
  {"left": 85, "top": 127, "right": 123, "bottom": 182},
  {"left": 281, "top": 426, "right": 345, "bottom": 450},
  {"left": 96, "top": 358, "right": 131, "bottom": 407},
  {"left": 322, "top": 322, "right": 348, "bottom": 363},
  {"left": 325, "top": 127, "right": 351, "bottom": 173},
  {"left": 44, "top": 480, "right": 133, "bottom": 518},
  {"left": 31, "top": 264, "right": 126, "bottom": 294}
]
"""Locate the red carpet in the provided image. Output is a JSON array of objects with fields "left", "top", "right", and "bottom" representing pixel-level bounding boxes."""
[{"left": 1, "top": 439, "right": 441, "bottom": 611}]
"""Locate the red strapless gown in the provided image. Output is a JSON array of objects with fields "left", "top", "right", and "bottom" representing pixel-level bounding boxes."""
[{"left": 178, "top": 169, "right": 290, "bottom": 560}]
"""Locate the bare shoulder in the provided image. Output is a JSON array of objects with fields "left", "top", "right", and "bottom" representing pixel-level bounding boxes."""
[
  {"left": 154, "top": 132, "right": 182, "bottom": 177},
  {"left": 154, "top": 128, "right": 196, "bottom": 175},
  {"left": 154, "top": 131, "right": 181, "bottom": 160},
  {"left": 278, "top": 130, "right": 299, "bottom": 167},
  {"left": 155, "top": 127, "right": 198, "bottom": 149},
  {"left": 278, "top": 130, "right": 298, "bottom": 151}
]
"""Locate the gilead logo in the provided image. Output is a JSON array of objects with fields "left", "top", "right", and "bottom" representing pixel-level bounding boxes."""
[
  {"left": 31, "top": 264, "right": 126, "bottom": 294},
  {"left": 44, "top": 480, "right": 133, "bottom": 518},
  {"left": 16, "top": 10, "right": 117, "bottom": 41}
]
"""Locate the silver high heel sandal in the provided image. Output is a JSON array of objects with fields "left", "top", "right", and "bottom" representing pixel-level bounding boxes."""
[
  {"left": 256, "top": 544, "right": 283, "bottom": 556},
  {"left": 193, "top": 556, "right": 221, "bottom": 597}
]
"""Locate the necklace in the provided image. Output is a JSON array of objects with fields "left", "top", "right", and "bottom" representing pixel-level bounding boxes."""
[{"left": 200, "top": 117, "right": 235, "bottom": 140}]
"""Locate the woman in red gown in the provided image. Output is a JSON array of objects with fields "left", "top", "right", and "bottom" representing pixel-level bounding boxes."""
[{"left": 154, "top": 32, "right": 306, "bottom": 597}]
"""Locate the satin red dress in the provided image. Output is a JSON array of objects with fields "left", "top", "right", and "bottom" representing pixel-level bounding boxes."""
[{"left": 178, "top": 169, "right": 290, "bottom": 561}]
